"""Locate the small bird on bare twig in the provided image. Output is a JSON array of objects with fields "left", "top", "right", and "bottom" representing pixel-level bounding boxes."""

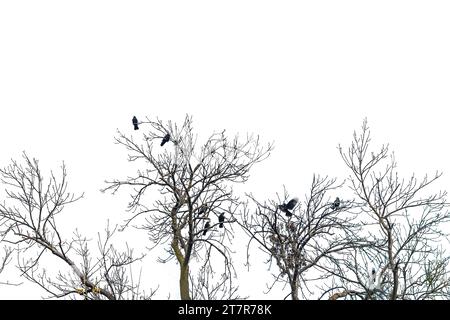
[
  {"left": 218, "top": 212, "right": 225, "bottom": 228},
  {"left": 371, "top": 268, "right": 376, "bottom": 284},
  {"left": 132, "top": 116, "right": 139, "bottom": 130},
  {"left": 331, "top": 197, "right": 340, "bottom": 210},
  {"left": 197, "top": 204, "right": 207, "bottom": 216},
  {"left": 161, "top": 133, "right": 171, "bottom": 146},
  {"left": 203, "top": 221, "right": 211, "bottom": 236},
  {"left": 278, "top": 197, "right": 298, "bottom": 217}
]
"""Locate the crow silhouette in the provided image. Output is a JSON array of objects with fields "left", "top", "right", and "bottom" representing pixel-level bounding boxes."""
[
  {"left": 202, "top": 221, "right": 211, "bottom": 236},
  {"left": 132, "top": 116, "right": 139, "bottom": 130},
  {"left": 218, "top": 212, "right": 225, "bottom": 228},
  {"left": 161, "top": 133, "right": 170, "bottom": 146},
  {"left": 285, "top": 198, "right": 298, "bottom": 210},
  {"left": 278, "top": 197, "right": 298, "bottom": 217},
  {"left": 197, "top": 204, "right": 207, "bottom": 216},
  {"left": 332, "top": 197, "right": 340, "bottom": 210}
]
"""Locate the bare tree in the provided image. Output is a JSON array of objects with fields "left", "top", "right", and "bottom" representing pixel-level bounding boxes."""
[
  {"left": 324, "top": 120, "right": 450, "bottom": 300},
  {"left": 103, "top": 115, "right": 272, "bottom": 300},
  {"left": 240, "top": 175, "right": 361, "bottom": 300},
  {"left": 0, "top": 153, "right": 154, "bottom": 299}
]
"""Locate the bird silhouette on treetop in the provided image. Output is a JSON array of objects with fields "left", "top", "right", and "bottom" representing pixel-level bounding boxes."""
[
  {"left": 218, "top": 212, "right": 225, "bottom": 228},
  {"left": 161, "top": 133, "right": 171, "bottom": 146},
  {"left": 197, "top": 204, "right": 207, "bottom": 216},
  {"left": 132, "top": 116, "right": 139, "bottom": 130},
  {"left": 278, "top": 197, "right": 298, "bottom": 217},
  {"left": 331, "top": 197, "right": 341, "bottom": 210},
  {"left": 203, "top": 221, "right": 211, "bottom": 236}
]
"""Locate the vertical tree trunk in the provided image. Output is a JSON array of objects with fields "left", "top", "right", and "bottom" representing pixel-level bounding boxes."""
[
  {"left": 172, "top": 238, "right": 191, "bottom": 300},
  {"left": 390, "top": 261, "right": 399, "bottom": 300},
  {"left": 291, "top": 282, "right": 299, "bottom": 300},
  {"left": 180, "top": 263, "right": 191, "bottom": 300},
  {"left": 290, "top": 271, "right": 299, "bottom": 300}
]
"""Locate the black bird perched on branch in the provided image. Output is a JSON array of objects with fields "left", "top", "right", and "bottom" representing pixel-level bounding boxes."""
[
  {"left": 197, "top": 204, "right": 207, "bottom": 216},
  {"left": 278, "top": 197, "right": 298, "bottom": 217},
  {"left": 161, "top": 133, "right": 170, "bottom": 146},
  {"left": 132, "top": 116, "right": 139, "bottom": 130},
  {"left": 203, "top": 221, "right": 211, "bottom": 236},
  {"left": 371, "top": 268, "right": 376, "bottom": 284},
  {"left": 331, "top": 197, "right": 340, "bottom": 210},
  {"left": 218, "top": 212, "right": 225, "bottom": 228},
  {"left": 285, "top": 198, "right": 298, "bottom": 210}
]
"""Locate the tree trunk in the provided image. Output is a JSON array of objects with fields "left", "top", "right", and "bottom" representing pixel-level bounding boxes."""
[
  {"left": 290, "top": 271, "right": 299, "bottom": 300},
  {"left": 290, "top": 282, "right": 299, "bottom": 300},
  {"left": 180, "top": 263, "right": 191, "bottom": 300},
  {"left": 171, "top": 237, "right": 191, "bottom": 300},
  {"left": 390, "top": 261, "right": 399, "bottom": 300}
]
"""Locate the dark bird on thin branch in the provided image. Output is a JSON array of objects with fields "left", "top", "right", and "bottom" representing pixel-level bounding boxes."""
[
  {"left": 331, "top": 197, "right": 340, "bottom": 210},
  {"left": 132, "top": 116, "right": 139, "bottom": 130},
  {"left": 197, "top": 204, "right": 207, "bottom": 216},
  {"left": 203, "top": 221, "right": 211, "bottom": 236},
  {"left": 372, "top": 268, "right": 376, "bottom": 284},
  {"left": 161, "top": 133, "right": 170, "bottom": 146},
  {"left": 278, "top": 197, "right": 298, "bottom": 217},
  {"left": 285, "top": 198, "right": 298, "bottom": 210},
  {"left": 218, "top": 212, "right": 225, "bottom": 228}
]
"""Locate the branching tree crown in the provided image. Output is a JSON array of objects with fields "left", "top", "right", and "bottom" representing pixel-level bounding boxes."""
[
  {"left": 0, "top": 153, "right": 152, "bottom": 299},
  {"left": 326, "top": 119, "right": 450, "bottom": 300},
  {"left": 104, "top": 115, "right": 273, "bottom": 300},
  {"left": 241, "top": 175, "right": 362, "bottom": 300}
]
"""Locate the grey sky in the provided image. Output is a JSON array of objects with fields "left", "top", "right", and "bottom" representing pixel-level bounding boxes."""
[{"left": 1, "top": 1, "right": 449, "bottom": 299}]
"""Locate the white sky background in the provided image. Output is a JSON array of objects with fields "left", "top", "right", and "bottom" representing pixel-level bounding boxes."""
[{"left": 0, "top": 1, "right": 450, "bottom": 299}]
